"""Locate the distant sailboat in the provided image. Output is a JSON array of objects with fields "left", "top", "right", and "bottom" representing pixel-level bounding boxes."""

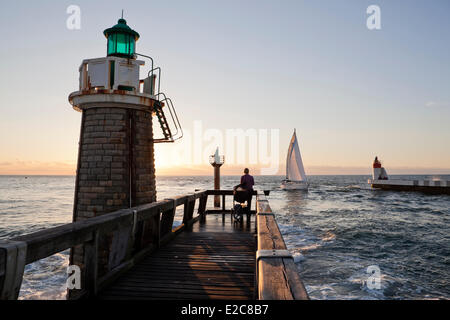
[{"left": 281, "top": 129, "right": 308, "bottom": 190}]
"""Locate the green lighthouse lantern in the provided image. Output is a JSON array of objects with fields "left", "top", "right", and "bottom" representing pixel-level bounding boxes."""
[{"left": 103, "top": 18, "right": 140, "bottom": 59}]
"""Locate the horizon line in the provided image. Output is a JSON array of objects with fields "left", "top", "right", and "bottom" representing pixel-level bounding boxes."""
[{"left": 1, "top": 173, "right": 450, "bottom": 177}]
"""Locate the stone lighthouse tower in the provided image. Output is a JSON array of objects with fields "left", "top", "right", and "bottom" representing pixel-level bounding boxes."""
[{"left": 68, "top": 17, "right": 180, "bottom": 282}]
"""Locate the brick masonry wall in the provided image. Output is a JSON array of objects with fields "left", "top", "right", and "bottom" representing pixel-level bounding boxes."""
[{"left": 70, "top": 106, "right": 156, "bottom": 277}]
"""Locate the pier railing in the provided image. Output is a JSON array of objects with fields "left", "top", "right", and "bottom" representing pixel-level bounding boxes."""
[
  {"left": 0, "top": 190, "right": 207, "bottom": 300},
  {"left": 203, "top": 189, "right": 257, "bottom": 214},
  {"left": 0, "top": 189, "right": 308, "bottom": 300},
  {"left": 255, "top": 194, "right": 309, "bottom": 300}
]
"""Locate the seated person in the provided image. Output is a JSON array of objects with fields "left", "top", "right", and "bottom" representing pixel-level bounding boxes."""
[{"left": 233, "top": 168, "right": 254, "bottom": 213}]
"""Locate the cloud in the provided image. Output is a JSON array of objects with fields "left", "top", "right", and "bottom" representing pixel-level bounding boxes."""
[{"left": 425, "top": 101, "right": 448, "bottom": 108}]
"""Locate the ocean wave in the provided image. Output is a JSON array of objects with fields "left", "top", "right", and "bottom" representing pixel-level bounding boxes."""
[
  {"left": 321, "top": 230, "right": 336, "bottom": 242},
  {"left": 19, "top": 251, "right": 69, "bottom": 300},
  {"left": 1, "top": 175, "right": 449, "bottom": 300}
]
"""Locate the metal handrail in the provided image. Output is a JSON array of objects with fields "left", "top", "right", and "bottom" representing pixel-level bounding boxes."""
[
  {"left": 147, "top": 67, "right": 161, "bottom": 96},
  {"left": 136, "top": 53, "right": 162, "bottom": 96},
  {"left": 154, "top": 92, "right": 183, "bottom": 141},
  {"left": 164, "top": 98, "right": 183, "bottom": 141},
  {"left": 159, "top": 98, "right": 178, "bottom": 137},
  {"left": 135, "top": 53, "right": 154, "bottom": 77},
  {"left": 135, "top": 53, "right": 182, "bottom": 142}
]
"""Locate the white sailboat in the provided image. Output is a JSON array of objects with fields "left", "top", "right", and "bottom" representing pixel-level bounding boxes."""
[{"left": 281, "top": 129, "right": 308, "bottom": 190}]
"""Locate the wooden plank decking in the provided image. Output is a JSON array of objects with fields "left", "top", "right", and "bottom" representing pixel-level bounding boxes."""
[
  {"left": 98, "top": 213, "right": 256, "bottom": 300},
  {"left": 1, "top": 190, "right": 308, "bottom": 301}
]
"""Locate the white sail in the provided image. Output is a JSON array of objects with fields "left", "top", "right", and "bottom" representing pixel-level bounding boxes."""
[{"left": 286, "top": 130, "right": 307, "bottom": 182}]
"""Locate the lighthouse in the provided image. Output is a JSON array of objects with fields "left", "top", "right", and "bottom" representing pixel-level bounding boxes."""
[
  {"left": 209, "top": 147, "right": 224, "bottom": 207},
  {"left": 68, "top": 17, "right": 181, "bottom": 288},
  {"left": 372, "top": 157, "right": 388, "bottom": 180}
]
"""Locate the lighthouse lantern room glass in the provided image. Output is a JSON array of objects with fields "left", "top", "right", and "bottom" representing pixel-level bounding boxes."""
[{"left": 104, "top": 18, "right": 140, "bottom": 59}]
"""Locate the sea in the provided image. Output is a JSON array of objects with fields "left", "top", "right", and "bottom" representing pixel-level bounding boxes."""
[{"left": 0, "top": 175, "right": 449, "bottom": 300}]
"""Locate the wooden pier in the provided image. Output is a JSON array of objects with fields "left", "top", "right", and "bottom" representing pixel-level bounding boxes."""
[
  {"left": 369, "top": 179, "right": 450, "bottom": 195},
  {"left": 0, "top": 190, "right": 308, "bottom": 300}
]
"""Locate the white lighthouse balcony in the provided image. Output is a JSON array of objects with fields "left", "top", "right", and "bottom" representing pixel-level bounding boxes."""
[
  {"left": 78, "top": 57, "right": 146, "bottom": 93},
  {"left": 69, "top": 56, "right": 161, "bottom": 112}
]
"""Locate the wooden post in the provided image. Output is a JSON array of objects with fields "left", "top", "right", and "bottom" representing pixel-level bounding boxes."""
[
  {"left": 214, "top": 165, "right": 221, "bottom": 207},
  {"left": 146, "top": 209, "right": 161, "bottom": 248},
  {"left": 108, "top": 221, "right": 133, "bottom": 271},
  {"left": 183, "top": 195, "right": 196, "bottom": 224},
  {"left": 222, "top": 194, "right": 226, "bottom": 211},
  {"left": 132, "top": 206, "right": 161, "bottom": 254},
  {"left": 160, "top": 200, "right": 176, "bottom": 237},
  {"left": 199, "top": 194, "right": 207, "bottom": 214},
  {"left": 0, "top": 248, "right": 5, "bottom": 291},
  {"left": 83, "top": 231, "right": 99, "bottom": 298},
  {"left": 198, "top": 194, "right": 208, "bottom": 223},
  {"left": 0, "top": 240, "right": 27, "bottom": 300}
]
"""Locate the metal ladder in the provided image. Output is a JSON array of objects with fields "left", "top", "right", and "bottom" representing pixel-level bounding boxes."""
[
  {"left": 153, "top": 100, "right": 173, "bottom": 143},
  {"left": 136, "top": 53, "right": 183, "bottom": 143}
]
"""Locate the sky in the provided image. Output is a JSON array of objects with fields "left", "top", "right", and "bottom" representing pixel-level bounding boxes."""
[{"left": 0, "top": 0, "right": 449, "bottom": 175}]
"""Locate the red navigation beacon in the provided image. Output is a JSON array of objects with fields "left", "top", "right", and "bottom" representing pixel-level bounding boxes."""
[{"left": 373, "top": 157, "right": 382, "bottom": 168}]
